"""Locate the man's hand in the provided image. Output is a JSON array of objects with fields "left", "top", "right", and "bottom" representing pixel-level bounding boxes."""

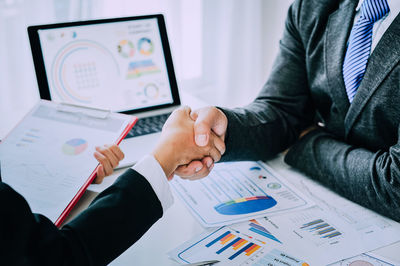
[
  {"left": 174, "top": 106, "right": 228, "bottom": 180},
  {"left": 152, "top": 106, "right": 225, "bottom": 179},
  {"left": 93, "top": 144, "right": 125, "bottom": 184}
]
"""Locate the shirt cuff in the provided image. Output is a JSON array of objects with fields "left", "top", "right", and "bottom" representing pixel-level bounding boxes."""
[{"left": 131, "top": 155, "right": 174, "bottom": 212}]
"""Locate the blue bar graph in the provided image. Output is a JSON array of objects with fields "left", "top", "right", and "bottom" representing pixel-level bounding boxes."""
[
  {"left": 216, "top": 237, "right": 241, "bottom": 254},
  {"left": 205, "top": 231, "right": 231, "bottom": 247},
  {"left": 228, "top": 243, "right": 253, "bottom": 260}
]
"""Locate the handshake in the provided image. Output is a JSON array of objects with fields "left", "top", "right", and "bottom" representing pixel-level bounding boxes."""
[
  {"left": 93, "top": 106, "right": 228, "bottom": 183},
  {"left": 152, "top": 106, "right": 228, "bottom": 180}
]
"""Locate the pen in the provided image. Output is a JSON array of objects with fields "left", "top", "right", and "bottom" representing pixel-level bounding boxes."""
[{"left": 185, "top": 260, "right": 220, "bottom": 266}]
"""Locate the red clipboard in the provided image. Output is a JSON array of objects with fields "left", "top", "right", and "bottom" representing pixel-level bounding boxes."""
[{"left": 54, "top": 117, "right": 138, "bottom": 227}]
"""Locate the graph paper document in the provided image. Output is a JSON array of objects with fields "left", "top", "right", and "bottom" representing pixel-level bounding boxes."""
[
  {"left": 0, "top": 100, "right": 136, "bottom": 226},
  {"left": 170, "top": 161, "right": 314, "bottom": 227}
]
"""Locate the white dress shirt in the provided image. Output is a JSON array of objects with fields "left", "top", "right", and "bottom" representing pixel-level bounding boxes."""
[
  {"left": 132, "top": 155, "right": 174, "bottom": 212},
  {"left": 354, "top": 0, "right": 400, "bottom": 53},
  {"left": 130, "top": 0, "right": 400, "bottom": 214}
]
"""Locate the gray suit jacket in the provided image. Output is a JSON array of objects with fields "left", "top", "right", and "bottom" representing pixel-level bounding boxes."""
[{"left": 220, "top": 0, "right": 400, "bottom": 222}]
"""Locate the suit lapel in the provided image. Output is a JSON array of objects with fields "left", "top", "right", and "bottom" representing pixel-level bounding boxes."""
[
  {"left": 324, "top": 0, "right": 357, "bottom": 128},
  {"left": 344, "top": 13, "right": 400, "bottom": 137}
]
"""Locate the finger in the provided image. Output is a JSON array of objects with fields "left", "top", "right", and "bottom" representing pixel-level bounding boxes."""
[
  {"left": 107, "top": 144, "right": 125, "bottom": 161},
  {"left": 94, "top": 165, "right": 105, "bottom": 184},
  {"left": 176, "top": 105, "right": 192, "bottom": 117},
  {"left": 94, "top": 151, "right": 113, "bottom": 176},
  {"left": 175, "top": 160, "right": 207, "bottom": 178},
  {"left": 208, "top": 147, "right": 221, "bottom": 163},
  {"left": 212, "top": 134, "right": 226, "bottom": 156},
  {"left": 190, "top": 110, "right": 198, "bottom": 121},
  {"left": 193, "top": 107, "right": 227, "bottom": 146},
  {"left": 96, "top": 146, "right": 119, "bottom": 169},
  {"left": 202, "top": 156, "right": 214, "bottom": 168},
  {"left": 187, "top": 161, "right": 213, "bottom": 180}
]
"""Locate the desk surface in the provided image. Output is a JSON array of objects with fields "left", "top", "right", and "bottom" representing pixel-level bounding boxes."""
[
  {"left": 65, "top": 156, "right": 400, "bottom": 266},
  {"left": 63, "top": 92, "right": 400, "bottom": 265}
]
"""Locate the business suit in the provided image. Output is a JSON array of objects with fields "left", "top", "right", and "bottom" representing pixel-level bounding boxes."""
[
  {"left": 0, "top": 169, "right": 162, "bottom": 265},
  {"left": 220, "top": 0, "right": 400, "bottom": 221}
]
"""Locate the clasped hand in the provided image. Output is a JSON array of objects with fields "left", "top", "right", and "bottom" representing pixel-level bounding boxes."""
[
  {"left": 152, "top": 106, "right": 227, "bottom": 180},
  {"left": 93, "top": 105, "right": 228, "bottom": 183}
]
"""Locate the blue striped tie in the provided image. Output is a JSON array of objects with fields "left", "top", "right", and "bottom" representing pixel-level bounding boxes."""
[{"left": 342, "top": 0, "right": 390, "bottom": 102}]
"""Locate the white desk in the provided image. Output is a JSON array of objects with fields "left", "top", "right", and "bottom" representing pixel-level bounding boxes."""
[{"left": 60, "top": 92, "right": 400, "bottom": 265}]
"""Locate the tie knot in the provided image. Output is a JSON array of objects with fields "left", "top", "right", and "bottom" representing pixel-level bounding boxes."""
[{"left": 361, "top": 0, "right": 390, "bottom": 22}]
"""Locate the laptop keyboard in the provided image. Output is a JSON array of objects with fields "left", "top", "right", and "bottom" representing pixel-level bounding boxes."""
[{"left": 125, "top": 112, "right": 171, "bottom": 139}]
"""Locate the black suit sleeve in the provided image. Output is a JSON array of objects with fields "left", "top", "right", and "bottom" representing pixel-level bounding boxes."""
[
  {"left": 284, "top": 128, "right": 400, "bottom": 222},
  {"left": 0, "top": 169, "right": 163, "bottom": 266}
]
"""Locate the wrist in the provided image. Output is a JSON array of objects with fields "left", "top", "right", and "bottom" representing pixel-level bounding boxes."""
[{"left": 152, "top": 144, "right": 178, "bottom": 177}]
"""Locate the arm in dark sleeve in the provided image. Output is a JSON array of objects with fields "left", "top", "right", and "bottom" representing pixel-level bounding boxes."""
[
  {"left": 220, "top": 1, "right": 315, "bottom": 162},
  {"left": 284, "top": 128, "right": 400, "bottom": 222},
  {"left": 0, "top": 169, "right": 163, "bottom": 266}
]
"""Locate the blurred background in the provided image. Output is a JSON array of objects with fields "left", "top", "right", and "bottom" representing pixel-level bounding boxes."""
[{"left": 0, "top": 0, "right": 293, "bottom": 138}]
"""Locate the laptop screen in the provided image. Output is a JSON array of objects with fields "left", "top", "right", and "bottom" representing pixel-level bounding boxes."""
[{"left": 29, "top": 15, "right": 179, "bottom": 113}]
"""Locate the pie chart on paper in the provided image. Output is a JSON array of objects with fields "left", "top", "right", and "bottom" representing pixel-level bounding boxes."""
[
  {"left": 62, "top": 138, "right": 88, "bottom": 155},
  {"left": 214, "top": 196, "right": 277, "bottom": 215}
]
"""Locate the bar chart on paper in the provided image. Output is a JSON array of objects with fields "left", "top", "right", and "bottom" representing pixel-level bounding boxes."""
[
  {"left": 170, "top": 161, "right": 313, "bottom": 227},
  {"left": 170, "top": 226, "right": 266, "bottom": 265},
  {"left": 169, "top": 218, "right": 310, "bottom": 266}
]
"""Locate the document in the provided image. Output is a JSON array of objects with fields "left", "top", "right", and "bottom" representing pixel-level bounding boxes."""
[
  {"left": 169, "top": 157, "right": 400, "bottom": 265},
  {"left": 169, "top": 206, "right": 400, "bottom": 265},
  {"left": 265, "top": 156, "right": 400, "bottom": 251},
  {"left": 170, "top": 161, "right": 314, "bottom": 227},
  {"left": 0, "top": 100, "right": 136, "bottom": 225},
  {"left": 168, "top": 218, "right": 309, "bottom": 266},
  {"left": 329, "top": 253, "right": 397, "bottom": 266}
]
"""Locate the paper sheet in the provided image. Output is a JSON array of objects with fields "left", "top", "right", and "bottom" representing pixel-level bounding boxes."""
[
  {"left": 168, "top": 218, "right": 309, "bottom": 266},
  {"left": 329, "top": 253, "right": 397, "bottom": 266},
  {"left": 169, "top": 206, "right": 400, "bottom": 265},
  {"left": 170, "top": 161, "right": 314, "bottom": 227},
  {"left": 0, "top": 101, "right": 131, "bottom": 222},
  {"left": 265, "top": 158, "right": 400, "bottom": 249},
  {"left": 169, "top": 158, "right": 400, "bottom": 265}
]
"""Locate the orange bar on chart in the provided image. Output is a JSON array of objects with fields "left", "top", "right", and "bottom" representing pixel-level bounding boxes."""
[
  {"left": 246, "top": 245, "right": 261, "bottom": 256},
  {"left": 221, "top": 234, "right": 235, "bottom": 245},
  {"left": 233, "top": 239, "right": 248, "bottom": 250},
  {"left": 219, "top": 233, "right": 232, "bottom": 243}
]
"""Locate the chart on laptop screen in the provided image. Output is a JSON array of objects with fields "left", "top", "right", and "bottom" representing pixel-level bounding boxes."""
[{"left": 37, "top": 18, "right": 173, "bottom": 112}]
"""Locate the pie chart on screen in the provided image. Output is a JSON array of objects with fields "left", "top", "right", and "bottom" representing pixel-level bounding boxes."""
[{"left": 62, "top": 138, "right": 88, "bottom": 155}]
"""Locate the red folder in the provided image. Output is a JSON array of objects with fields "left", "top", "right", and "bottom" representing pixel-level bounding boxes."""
[{"left": 55, "top": 117, "right": 137, "bottom": 227}]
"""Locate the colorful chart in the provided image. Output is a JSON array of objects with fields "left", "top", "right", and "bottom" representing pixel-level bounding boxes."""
[
  {"left": 248, "top": 220, "right": 281, "bottom": 243},
  {"left": 51, "top": 40, "right": 119, "bottom": 104},
  {"left": 126, "top": 60, "right": 160, "bottom": 79},
  {"left": 301, "top": 219, "right": 342, "bottom": 239},
  {"left": 144, "top": 83, "right": 159, "bottom": 99},
  {"left": 117, "top": 39, "right": 135, "bottom": 58},
  {"left": 62, "top": 138, "right": 88, "bottom": 155},
  {"left": 138, "top": 37, "right": 154, "bottom": 55},
  {"left": 205, "top": 230, "right": 261, "bottom": 260},
  {"left": 214, "top": 196, "right": 277, "bottom": 215}
]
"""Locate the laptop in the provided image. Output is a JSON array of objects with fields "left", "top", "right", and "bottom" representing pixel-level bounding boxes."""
[{"left": 28, "top": 14, "right": 181, "bottom": 168}]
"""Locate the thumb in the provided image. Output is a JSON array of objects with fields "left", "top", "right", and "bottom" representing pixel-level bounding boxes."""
[{"left": 193, "top": 107, "right": 220, "bottom": 147}]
